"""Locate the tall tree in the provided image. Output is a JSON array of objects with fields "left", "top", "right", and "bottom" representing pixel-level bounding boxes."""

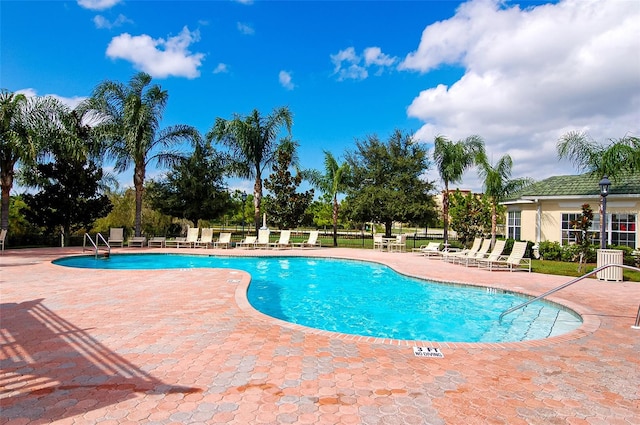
[
  {"left": 207, "top": 106, "right": 292, "bottom": 231},
  {"left": 0, "top": 90, "right": 62, "bottom": 230},
  {"left": 81, "top": 72, "right": 200, "bottom": 237},
  {"left": 22, "top": 157, "right": 112, "bottom": 245},
  {"left": 432, "top": 135, "right": 485, "bottom": 246},
  {"left": 477, "top": 154, "right": 532, "bottom": 247},
  {"left": 557, "top": 131, "right": 639, "bottom": 248},
  {"left": 19, "top": 106, "right": 110, "bottom": 244},
  {"left": 307, "top": 151, "right": 350, "bottom": 246},
  {"left": 449, "top": 190, "right": 492, "bottom": 246},
  {"left": 557, "top": 131, "right": 640, "bottom": 179},
  {"left": 263, "top": 138, "right": 314, "bottom": 229},
  {"left": 344, "top": 129, "right": 437, "bottom": 237},
  {"left": 146, "top": 140, "right": 232, "bottom": 225}
]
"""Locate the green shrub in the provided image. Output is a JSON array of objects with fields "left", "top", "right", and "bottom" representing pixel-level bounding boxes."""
[
  {"left": 561, "top": 244, "right": 597, "bottom": 263},
  {"left": 609, "top": 245, "right": 637, "bottom": 266},
  {"left": 539, "top": 241, "right": 562, "bottom": 261}
]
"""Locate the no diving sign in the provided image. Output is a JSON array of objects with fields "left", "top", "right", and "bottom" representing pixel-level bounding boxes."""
[{"left": 413, "top": 346, "right": 444, "bottom": 358}]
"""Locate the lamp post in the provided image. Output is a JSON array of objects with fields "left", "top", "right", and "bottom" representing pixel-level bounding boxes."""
[
  {"left": 241, "top": 191, "right": 248, "bottom": 238},
  {"left": 599, "top": 175, "right": 611, "bottom": 249}
]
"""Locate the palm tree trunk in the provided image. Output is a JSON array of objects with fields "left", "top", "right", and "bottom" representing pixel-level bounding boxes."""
[
  {"left": 134, "top": 164, "right": 145, "bottom": 237},
  {"left": 254, "top": 176, "right": 262, "bottom": 231},
  {"left": 491, "top": 201, "right": 497, "bottom": 248},
  {"left": 332, "top": 194, "right": 339, "bottom": 247},
  {"left": 442, "top": 182, "right": 449, "bottom": 245},
  {"left": 0, "top": 160, "right": 14, "bottom": 230}
]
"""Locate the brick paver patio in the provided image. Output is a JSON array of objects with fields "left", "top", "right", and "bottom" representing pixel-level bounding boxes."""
[{"left": 1, "top": 246, "right": 638, "bottom": 424}]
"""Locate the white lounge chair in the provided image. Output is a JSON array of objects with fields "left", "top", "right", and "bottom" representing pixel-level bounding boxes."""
[
  {"left": 165, "top": 237, "right": 186, "bottom": 248},
  {"left": 128, "top": 236, "right": 146, "bottom": 247},
  {"left": 168, "top": 228, "right": 199, "bottom": 248},
  {"left": 457, "top": 239, "right": 492, "bottom": 266},
  {"left": 442, "top": 237, "right": 482, "bottom": 263},
  {"left": 269, "top": 230, "right": 292, "bottom": 249},
  {"left": 194, "top": 228, "right": 214, "bottom": 248},
  {"left": 477, "top": 241, "right": 531, "bottom": 272},
  {"left": 236, "top": 235, "right": 257, "bottom": 249},
  {"left": 183, "top": 227, "right": 200, "bottom": 248},
  {"left": 469, "top": 239, "right": 506, "bottom": 267},
  {"left": 255, "top": 229, "right": 271, "bottom": 249},
  {"left": 108, "top": 228, "right": 124, "bottom": 247},
  {"left": 292, "top": 230, "right": 321, "bottom": 248},
  {"left": 412, "top": 242, "right": 442, "bottom": 258},
  {"left": 0, "top": 229, "right": 6, "bottom": 253},
  {"left": 214, "top": 232, "right": 232, "bottom": 249},
  {"left": 148, "top": 237, "right": 166, "bottom": 248}
]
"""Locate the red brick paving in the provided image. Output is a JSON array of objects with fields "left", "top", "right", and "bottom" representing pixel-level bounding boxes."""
[{"left": 1, "top": 246, "right": 639, "bottom": 424}]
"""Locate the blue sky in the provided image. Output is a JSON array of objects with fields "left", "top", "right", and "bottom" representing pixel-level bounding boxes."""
[{"left": 2, "top": 0, "right": 639, "bottom": 194}]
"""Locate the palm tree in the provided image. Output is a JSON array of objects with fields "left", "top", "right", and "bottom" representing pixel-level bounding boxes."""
[
  {"left": 207, "top": 106, "right": 292, "bottom": 230},
  {"left": 477, "top": 154, "right": 532, "bottom": 247},
  {"left": 82, "top": 72, "right": 200, "bottom": 237},
  {"left": 557, "top": 131, "right": 640, "bottom": 179},
  {"left": 307, "top": 151, "right": 350, "bottom": 246},
  {"left": 557, "top": 131, "right": 639, "bottom": 249},
  {"left": 433, "top": 135, "right": 485, "bottom": 245},
  {"left": 0, "top": 90, "right": 63, "bottom": 230}
]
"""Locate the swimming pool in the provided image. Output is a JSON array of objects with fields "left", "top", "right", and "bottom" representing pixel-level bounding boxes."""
[{"left": 53, "top": 254, "right": 582, "bottom": 343}]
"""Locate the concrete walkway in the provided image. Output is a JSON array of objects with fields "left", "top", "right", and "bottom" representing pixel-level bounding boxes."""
[{"left": 1, "top": 247, "right": 638, "bottom": 424}]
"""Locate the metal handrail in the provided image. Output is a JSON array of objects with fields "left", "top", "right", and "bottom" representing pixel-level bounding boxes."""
[
  {"left": 499, "top": 263, "right": 640, "bottom": 326},
  {"left": 82, "top": 233, "right": 111, "bottom": 258},
  {"left": 95, "top": 232, "right": 109, "bottom": 248},
  {"left": 83, "top": 233, "right": 98, "bottom": 252}
]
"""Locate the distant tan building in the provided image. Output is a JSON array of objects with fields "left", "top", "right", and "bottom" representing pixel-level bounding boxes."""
[{"left": 503, "top": 172, "right": 639, "bottom": 248}]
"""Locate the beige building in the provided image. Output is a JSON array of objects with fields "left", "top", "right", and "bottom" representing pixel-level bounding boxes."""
[{"left": 503, "top": 172, "right": 639, "bottom": 249}]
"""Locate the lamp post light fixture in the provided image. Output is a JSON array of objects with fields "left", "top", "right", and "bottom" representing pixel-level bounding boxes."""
[
  {"left": 241, "top": 191, "right": 248, "bottom": 238},
  {"left": 599, "top": 175, "right": 611, "bottom": 249}
]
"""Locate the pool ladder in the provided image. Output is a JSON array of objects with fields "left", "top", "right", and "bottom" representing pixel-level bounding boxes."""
[
  {"left": 500, "top": 263, "right": 640, "bottom": 330},
  {"left": 83, "top": 233, "right": 111, "bottom": 259}
]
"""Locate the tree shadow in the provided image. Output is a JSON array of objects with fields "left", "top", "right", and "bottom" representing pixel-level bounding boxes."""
[{"left": 0, "top": 299, "right": 200, "bottom": 423}]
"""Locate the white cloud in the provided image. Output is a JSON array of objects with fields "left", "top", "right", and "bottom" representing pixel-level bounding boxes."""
[
  {"left": 400, "top": 0, "right": 640, "bottom": 190},
  {"left": 234, "top": 0, "right": 254, "bottom": 4},
  {"left": 93, "top": 14, "right": 132, "bottom": 29},
  {"left": 331, "top": 46, "right": 396, "bottom": 81},
  {"left": 237, "top": 22, "right": 255, "bottom": 35},
  {"left": 77, "top": 0, "right": 121, "bottom": 11},
  {"left": 279, "top": 70, "right": 295, "bottom": 90},
  {"left": 106, "top": 26, "right": 205, "bottom": 79},
  {"left": 17, "top": 88, "right": 86, "bottom": 110},
  {"left": 363, "top": 47, "right": 395, "bottom": 67},
  {"left": 213, "top": 63, "right": 229, "bottom": 74}
]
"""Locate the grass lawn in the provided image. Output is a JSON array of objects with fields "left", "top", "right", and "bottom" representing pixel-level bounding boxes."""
[{"left": 531, "top": 259, "right": 640, "bottom": 282}]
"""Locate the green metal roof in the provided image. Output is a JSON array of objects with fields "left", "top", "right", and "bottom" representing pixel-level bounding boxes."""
[{"left": 508, "top": 171, "right": 640, "bottom": 199}]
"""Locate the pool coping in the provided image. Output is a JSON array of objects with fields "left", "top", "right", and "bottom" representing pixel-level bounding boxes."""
[{"left": 52, "top": 249, "right": 600, "bottom": 350}]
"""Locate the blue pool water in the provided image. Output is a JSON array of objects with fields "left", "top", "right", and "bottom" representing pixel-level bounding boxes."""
[{"left": 53, "top": 254, "right": 582, "bottom": 343}]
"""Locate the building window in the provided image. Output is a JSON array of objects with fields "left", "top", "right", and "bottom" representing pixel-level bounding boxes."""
[
  {"left": 611, "top": 214, "right": 636, "bottom": 249},
  {"left": 507, "top": 211, "right": 521, "bottom": 240},
  {"left": 561, "top": 213, "right": 600, "bottom": 246}
]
